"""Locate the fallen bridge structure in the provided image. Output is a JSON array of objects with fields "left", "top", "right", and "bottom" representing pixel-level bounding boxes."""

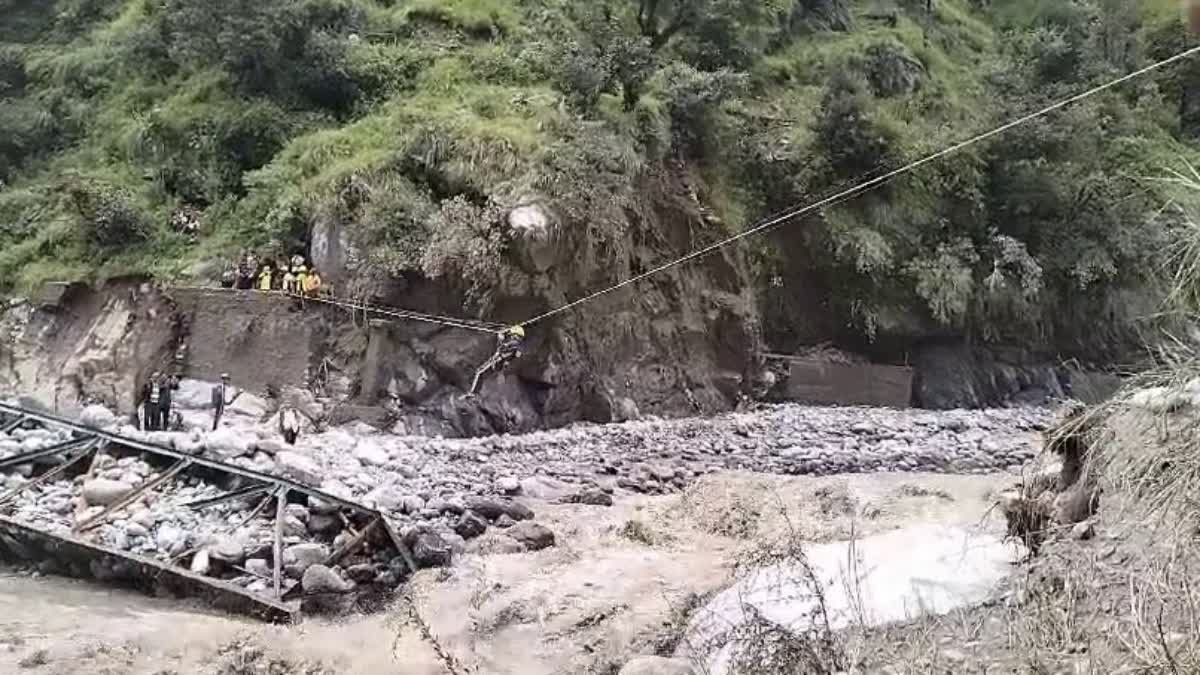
[{"left": 0, "top": 402, "right": 414, "bottom": 623}]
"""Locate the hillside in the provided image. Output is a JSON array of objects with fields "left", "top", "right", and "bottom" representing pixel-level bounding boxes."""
[{"left": 1, "top": 0, "right": 1199, "bottom": 366}]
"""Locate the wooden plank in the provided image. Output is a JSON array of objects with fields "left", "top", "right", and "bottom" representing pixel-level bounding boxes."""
[
  {"left": 75, "top": 459, "right": 192, "bottom": 533},
  {"left": 328, "top": 516, "right": 381, "bottom": 567},
  {"left": 273, "top": 488, "right": 287, "bottom": 599}
]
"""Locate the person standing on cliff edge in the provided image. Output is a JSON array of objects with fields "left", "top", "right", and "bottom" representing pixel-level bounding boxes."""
[{"left": 211, "top": 373, "right": 243, "bottom": 431}]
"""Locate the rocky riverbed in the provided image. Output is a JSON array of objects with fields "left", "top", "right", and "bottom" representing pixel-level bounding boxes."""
[{"left": 0, "top": 393, "right": 1050, "bottom": 614}]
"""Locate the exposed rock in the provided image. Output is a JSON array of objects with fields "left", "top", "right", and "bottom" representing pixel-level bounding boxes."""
[
  {"left": 245, "top": 558, "right": 271, "bottom": 578},
  {"left": 254, "top": 439, "right": 287, "bottom": 456},
  {"left": 189, "top": 549, "right": 211, "bottom": 576},
  {"left": 82, "top": 479, "right": 133, "bottom": 507},
  {"left": 205, "top": 428, "right": 251, "bottom": 458},
  {"left": 518, "top": 476, "right": 572, "bottom": 501},
  {"left": 155, "top": 524, "right": 187, "bottom": 553},
  {"left": 564, "top": 489, "right": 613, "bottom": 507},
  {"left": 466, "top": 532, "right": 526, "bottom": 556},
  {"left": 411, "top": 532, "right": 452, "bottom": 569},
  {"left": 507, "top": 521, "right": 555, "bottom": 551},
  {"left": 79, "top": 405, "right": 117, "bottom": 429},
  {"left": 400, "top": 495, "right": 425, "bottom": 515},
  {"left": 283, "top": 543, "right": 329, "bottom": 574},
  {"left": 302, "top": 564, "right": 353, "bottom": 594},
  {"left": 307, "top": 513, "right": 343, "bottom": 537},
  {"left": 354, "top": 440, "right": 389, "bottom": 467},
  {"left": 494, "top": 514, "right": 516, "bottom": 529},
  {"left": 1072, "top": 520, "right": 1095, "bottom": 541},
  {"left": 275, "top": 451, "right": 322, "bottom": 485},
  {"left": 210, "top": 537, "right": 246, "bottom": 565},
  {"left": 454, "top": 513, "right": 488, "bottom": 540},
  {"left": 496, "top": 476, "right": 520, "bottom": 495}
]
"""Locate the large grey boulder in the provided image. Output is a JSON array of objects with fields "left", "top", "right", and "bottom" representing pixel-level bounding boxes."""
[{"left": 82, "top": 479, "right": 133, "bottom": 507}]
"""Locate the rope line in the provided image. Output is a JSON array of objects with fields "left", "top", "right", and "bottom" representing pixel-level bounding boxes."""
[
  {"left": 517, "top": 44, "right": 1200, "bottom": 329},
  {"left": 169, "top": 285, "right": 504, "bottom": 334}
]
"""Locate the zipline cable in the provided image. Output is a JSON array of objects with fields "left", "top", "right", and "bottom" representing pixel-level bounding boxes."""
[
  {"left": 169, "top": 285, "right": 504, "bottom": 334},
  {"left": 518, "top": 44, "right": 1200, "bottom": 329}
]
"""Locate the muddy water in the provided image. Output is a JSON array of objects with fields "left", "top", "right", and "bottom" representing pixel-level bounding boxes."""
[{"left": 0, "top": 570, "right": 441, "bottom": 674}]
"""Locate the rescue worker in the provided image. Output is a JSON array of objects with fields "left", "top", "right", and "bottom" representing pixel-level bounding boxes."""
[
  {"left": 469, "top": 325, "right": 525, "bottom": 395},
  {"left": 291, "top": 255, "right": 308, "bottom": 294},
  {"left": 141, "top": 372, "right": 162, "bottom": 431},
  {"left": 220, "top": 264, "right": 236, "bottom": 289},
  {"left": 257, "top": 264, "right": 273, "bottom": 292},
  {"left": 303, "top": 267, "right": 322, "bottom": 297},
  {"left": 211, "top": 373, "right": 243, "bottom": 431},
  {"left": 236, "top": 252, "right": 257, "bottom": 290},
  {"left": 157, "top": 373, "right": 179, "bottom": 431}
]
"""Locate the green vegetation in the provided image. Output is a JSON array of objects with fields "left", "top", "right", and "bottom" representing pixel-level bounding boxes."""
[{"left": 1, "top": 0, "right": 1199, "bottom": 357}]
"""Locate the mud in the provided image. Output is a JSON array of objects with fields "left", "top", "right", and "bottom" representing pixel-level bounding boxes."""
[{"left": 0, "top": 471, "right": 1013, "bottom": 674}]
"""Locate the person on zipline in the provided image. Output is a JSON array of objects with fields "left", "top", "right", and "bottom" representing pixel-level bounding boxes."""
[{"left": 469, "top": 325, "right": 525, "bottom": 395}]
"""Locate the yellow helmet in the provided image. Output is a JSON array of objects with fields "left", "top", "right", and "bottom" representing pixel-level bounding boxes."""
[{"left": 508, "top": 325, "right": 526, "bottom": 338}]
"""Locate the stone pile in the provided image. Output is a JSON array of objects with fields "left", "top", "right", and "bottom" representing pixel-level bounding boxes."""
[{"left": 1, "top": 400, "right": 1052, "bottom": 601}]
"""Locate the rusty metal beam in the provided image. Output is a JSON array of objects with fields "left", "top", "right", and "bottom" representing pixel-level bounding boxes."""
[
  {"left": 75, "top": 458, "right": 192, "bottom": 533},
  {"left": 0, "top": 437, "right": 94, "bottom": 470},
  {"left": 0, "top": 514, "right": 297, "bottom": 623},
  {"left": 328, "top": 516, "right": 381, "bottom": 568},
  {"left": 273, "top": 488, "right": 287, "bottom": 599},
  {"left": 0, "top": 403, "right": 368, "bottom": 515},
  {"left": 0, "top": 415, "right": 28, "bottom": 433},
  {"left": 184, "top": 484, "right": 269, "bottom": 511},
  {"left": 0, "top": 440, "right": 98, "bottom": 509}
]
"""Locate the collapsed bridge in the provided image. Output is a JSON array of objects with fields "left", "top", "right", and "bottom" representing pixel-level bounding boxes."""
[{"left": 0, "top": 402, "right": 415, "bottom": 622}]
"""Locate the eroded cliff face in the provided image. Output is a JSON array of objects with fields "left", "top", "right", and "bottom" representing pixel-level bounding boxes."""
[
  {"left": 0, "top": 284, "right": 181, "bottom": 416},
  {"left": 314, "top": 166, "right": 761, "bottom": 436},
  {"left": 0, "top": 170, "right": 760, "bottom": 436}
]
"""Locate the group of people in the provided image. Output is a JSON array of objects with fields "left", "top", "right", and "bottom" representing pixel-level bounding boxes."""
[
  {"left": 222, "top": 252, "right": 323, "bottom": 298},
  {"left": 139, "top": 372, "right": 179, "bottom": 431}
]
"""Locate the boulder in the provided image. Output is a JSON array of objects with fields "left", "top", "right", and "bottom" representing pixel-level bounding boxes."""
[
  {"left": 283, "top": 543, "right": 329, "bottom": 575},
  {"left": 365, "top": 486, "right": 406, "bottom": 512},
  {"left": 496, "top": 476, "right": 521, "bottom": 495},
  {"left": 466, "top": 497, "right": 534, "bottom": 522},
  {"left": 507, "top": 521, "right": 555, "bottom": 551},
  {"left": 411, "top": 532, "right": 452, "bottom": 569},
  {"left": 454, "top": 513, "right": 488, "bottom": 540},
  {"left": 564, "top": 489, "right": 614, "bottom": 507},
  {"left": 245, "top": 558, "right": 271, "bottom": 578},
  {"left": 354, "top": 440, "right": 389, "bottom": 467},
  {"left": 190, "top": 549, "right": 211, "bottom": 576},
  {"left": 155, "top": 524, "right": 187, "bottom": 553},
  {"left": 302, "top": 564, "right": 353, "bottom": 594},
  {"left": 82, "top": 479, "right": 133, "bottom": 507},
  {"left": 519, "top": 476, "right": 572, "bottom": 501},
  {"left": 275, "top": 452, "right": 323, "bottom": 485},
  {"left": 465, "top": 532, "right": 525, "bottom": 556},
  {"left": 307, "top": 513, "right": 343, "bottom": 537},
  {"left": 205, "top": 427, "right": 251, "bottom": 458},
  {"left": 210, "top": 537, "right": 246, "bottom": 565},
  {"left": 79, "top": 405, "right": 117, "bottom": 429}
]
